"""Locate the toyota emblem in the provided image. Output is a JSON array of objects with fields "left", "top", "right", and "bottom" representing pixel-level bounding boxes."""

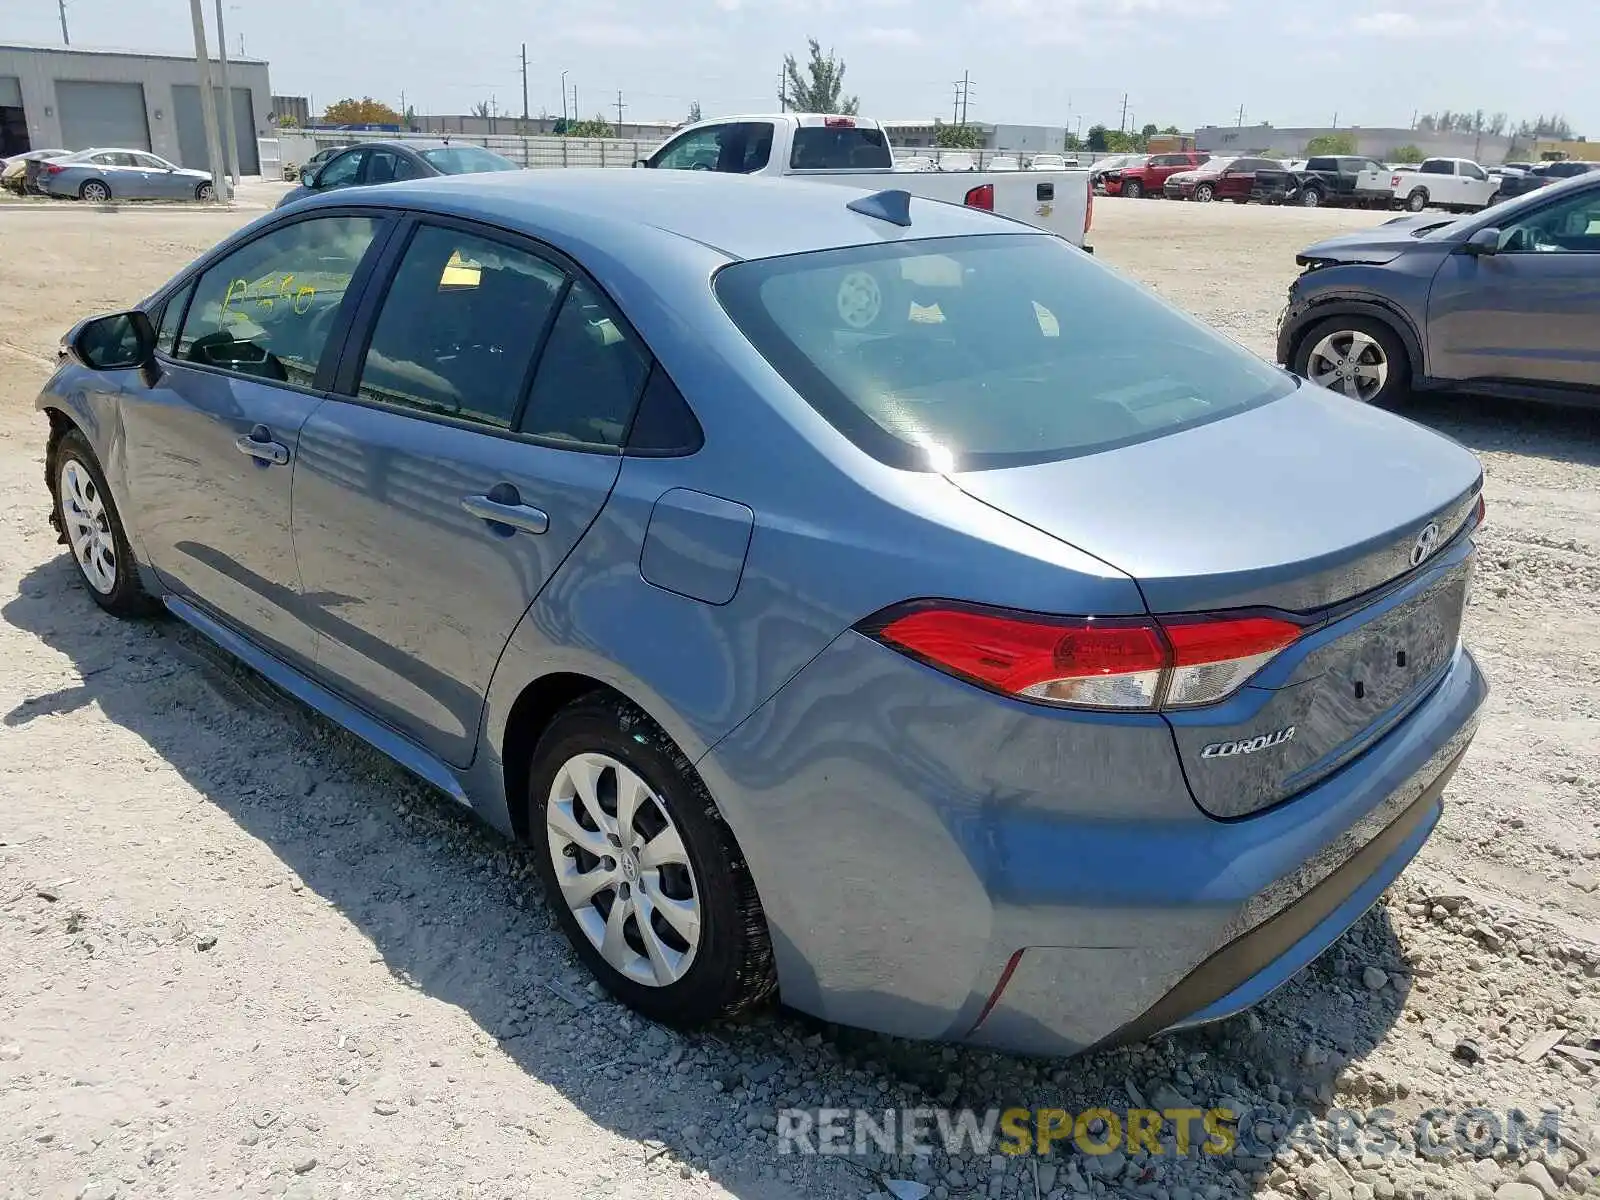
[{"left": 1410, "top": 521, "right": 1441, "bottom": 567}]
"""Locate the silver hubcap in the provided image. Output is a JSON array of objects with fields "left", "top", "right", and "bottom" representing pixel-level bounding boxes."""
[
  {"left": 1307, "top": 330, "right": 1389, "bottom": 402},
  {"left": 1196, "top": 186, "right": 1212, "bottom": 202},
  {"left": 545, "top": 753, "right": 701, "bottom": 987},
  {"left": 59, "top": 458, "right": 117, "bottom": 594},
  {"left": 84, "top": 184, "right": 108, "bottom": 201}
]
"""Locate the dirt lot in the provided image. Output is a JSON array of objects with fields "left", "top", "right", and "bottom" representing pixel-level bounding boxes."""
[{"left": 2, "top": 193, "right": 1599, "bottom": 1200}]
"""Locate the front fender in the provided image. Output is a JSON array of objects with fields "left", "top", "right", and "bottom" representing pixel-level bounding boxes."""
[{"left": 1278, "top": 291, "right": 1427, "bottom": 379}]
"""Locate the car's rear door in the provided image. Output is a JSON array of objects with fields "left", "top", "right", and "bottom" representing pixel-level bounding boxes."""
[
  {"left": 290, "top": 215, "right": 652, "bottom": 766},
  {"left": 1427, "top": 184, "right": 1600, "bottom": 388},
  {"left": 119, "top": 208, "right": 392, "bottom": 668}
]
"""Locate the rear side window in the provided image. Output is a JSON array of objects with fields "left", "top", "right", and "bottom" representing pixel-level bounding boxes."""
[
  {"left": 1421, "top": 160, "right": 1452, "bottom": 175},
  {"left": 520, "top": 279, "right": 651, "bottom": 448},
  {"left": 177, "top": 215, "right": 381, "bottom": 387},
  {"left": 356, "top": 225, "right": 565, "bottom": 429},
  {"left": 790, "top": 126, "right": 893, "bottom": 171},
  {"left": 715, "top": 234, "right": 1294, "bottom": 472},
  {"left": 626, "top": 365, "right": 704, "bottom": 457},
  {"left": 1307, "top": 157, "right": 1338, "bottom": 172}
]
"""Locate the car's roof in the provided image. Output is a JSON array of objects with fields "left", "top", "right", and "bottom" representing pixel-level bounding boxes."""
[
  {"left": 330, "top": 139, "right": 452, "bottom": 153},
  {"left": 300, "top": 168, "right": 1036, "bottom": 262}
]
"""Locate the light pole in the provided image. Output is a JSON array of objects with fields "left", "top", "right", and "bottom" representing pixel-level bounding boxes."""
[
  {"left": 560, "top": 70, "right": 568, "bottom": 125},
  {"left": 213, "top": 0, "right": 241, "bottom": 185}
]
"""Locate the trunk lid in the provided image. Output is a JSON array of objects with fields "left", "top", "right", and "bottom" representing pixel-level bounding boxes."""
[{"left": 949, "top": 387, "right": 1482, "bottom": 818}]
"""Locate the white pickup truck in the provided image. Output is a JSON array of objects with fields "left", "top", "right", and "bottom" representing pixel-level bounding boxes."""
[
  {"left": 636, "top": 113, "right": 1093, "bottom": 249},
  {"left": 1384, "top": 158, "right": 1501, "bottom": 213}
]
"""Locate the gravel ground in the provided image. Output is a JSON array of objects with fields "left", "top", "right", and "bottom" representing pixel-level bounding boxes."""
[{"left": 2, "top": 194, "right": 1598, "bottom": 1200}]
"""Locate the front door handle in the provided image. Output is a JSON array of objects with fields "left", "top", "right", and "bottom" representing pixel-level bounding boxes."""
[
  {"left": 235, "top": 424, "right": 290, "bottom": 466},
  {"left": 462, "top": 491, "right": 549, "bottom": 535}
]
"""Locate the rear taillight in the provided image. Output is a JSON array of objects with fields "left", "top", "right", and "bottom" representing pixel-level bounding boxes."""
[
  {"left": 1085, "top": 187, "right": 1094, "bottom": 233},
  {"left": 824, "top": 116, "right": 856, "bottom": 128},
  {"left": 964, "top": 183, "right": 994, "bottom": 210},
  {"left": 863, "top": 602, "right": 1302, "bottom": 711},
  {"left": 46, "top": 163, "right": 65, "bottom": 174},
  {"left": 1474, "top": 492, "right": 1486, "bottom": 527}
]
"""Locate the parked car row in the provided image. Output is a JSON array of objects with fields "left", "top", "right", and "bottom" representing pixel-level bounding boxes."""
[{"left": 1, "top": 146, "right": 217, "bottom": 201}]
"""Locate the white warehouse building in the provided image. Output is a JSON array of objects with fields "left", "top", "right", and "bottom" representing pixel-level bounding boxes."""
[{"left": 0, "top": 42, "right": 272, "bottom": 174}]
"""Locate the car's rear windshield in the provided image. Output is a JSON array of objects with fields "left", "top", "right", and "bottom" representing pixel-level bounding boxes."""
[
  {"left": 715, "top": 234, "right": 1295, "bottom": 472},
  {"left": 419, "top": 145, "right": 518, "bottom": 174},
  {"left": 789, "top": 126, "right": 893, "bottom": 171}
]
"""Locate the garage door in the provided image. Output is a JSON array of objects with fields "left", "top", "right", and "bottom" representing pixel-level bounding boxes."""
[
  {"left": 173, "top": 85, "right": 259, "bottom": 174},
  {"left": 55, "top": 80, "right": 151, "bottom": 151}
]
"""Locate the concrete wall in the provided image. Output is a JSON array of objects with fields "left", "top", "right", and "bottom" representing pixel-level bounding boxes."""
[
  {"left": 0, "top": 43, "right": 271, "bottom": 168},
  {"left": 1195, "top": 122, "right": 1515, "bottom": 164}
]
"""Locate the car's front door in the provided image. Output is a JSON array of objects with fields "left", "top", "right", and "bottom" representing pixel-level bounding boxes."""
[
  {"left": 119, "top": 211, "right": 390, "bottom": 667},
  {"left": 311, "top": 147, "right": 366, "bottom": 194},
  {"left": 291, "top": 219, "right": 652, "bottom": 765},
  {"left": 1427, "top": 186, "right": 1600, "bottom": 388}
]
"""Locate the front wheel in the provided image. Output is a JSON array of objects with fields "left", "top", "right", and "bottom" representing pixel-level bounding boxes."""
[
  {"left": 528, "top": 695, "right": 776, "bottom": 1027},
  {"left": 1292, "top": 316, "right": 1409, "bottom": 406},
  {"left": 195, "top": 181, "right": 214, "bottom": 201},
  {"left": 1193, "top": 183, "right": 1214, "bottom": 203},
  {"left": 1122, "top": 179, "right": 1143, "bottom": 198},
  {"left": 79, "top": 180, "right": 111, "bottom": 203},
  {"left": 1299, "top": 187, "right": 1323, "bottom": 208},
  {"left": 1404, "top": 188, "right": 1428, "bottom": 213},
  {"left": 50, "top": 429, "right": 158, "bottom": 616}
]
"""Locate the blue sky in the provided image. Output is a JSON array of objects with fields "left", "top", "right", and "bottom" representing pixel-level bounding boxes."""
[{"left": 12, "top": 0, "right": 1592, "bottom": 134}]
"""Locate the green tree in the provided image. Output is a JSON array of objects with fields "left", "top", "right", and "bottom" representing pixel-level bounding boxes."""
[
  {"left": 1086, "top": 123, "right": 1109, "bottom": 151},
  {"left": 1304, "top": 132, "right": 1357, "bottom": 156},
  {"left": 402, "top": 105, "right": 416, "bottom": 130},
  {"left": 566, "top": 115, "right": 615, "bottom": 138},
  {"left": 686, "top": 100, "right": 702, "bottom": 124},
  {"left": 1390, "top": 144, "right": 1425, "bottom": 164},
  {"left": 1140, "top": 123, "right": 1158, "bottom": 139},
  {"left": 1062, "top": 130, "right": 1083, "bottom": 151},
  {"left": 933, "top": 120, "right": 981, "bottom": 149},
  {"left": 321, "top": 97, "right": 404, "bottom": 125},
  {"left": 1161, "top": 124, "right": 1180, "bottom": 135},
  {"left": 470, "top": 100, "right": 491, "bottom": 119},
  {"left": 782, "top": 38, "right": 859, "bottom": 115}
]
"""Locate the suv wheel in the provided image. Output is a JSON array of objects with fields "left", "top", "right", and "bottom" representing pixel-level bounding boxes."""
[
  {"left": 1122, "top": 179, "right": 1143, "bottom": 198},
  {"left": 1193, "top": 183, "right": 1214, "bottom": 203},
  {"left": 527, "top": 695, "right": 776, "bottom": 1026},
  {"left": 1292, "top": 316, "right": 1408, "bottom": 405}
]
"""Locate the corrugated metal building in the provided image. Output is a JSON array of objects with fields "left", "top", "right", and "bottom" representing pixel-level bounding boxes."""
[{"left": 0, "top": 42, "right": 272, "bottom": 173}]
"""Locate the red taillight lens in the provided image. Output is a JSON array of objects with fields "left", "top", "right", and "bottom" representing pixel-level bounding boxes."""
[
  {"left": 964, "top": 183, "right": 994, "bottom": 210},
  {"left": 865, "top": 602, "right": 1302, "bottom": 711},
  {"left": 46, "top": 163, "right": 64, "bottom": 174},
  {"left": 1473, "top": 492, "right": 1486, "bottom": 527},
  {"left": 1085, "top": 187, "right": 1094, "bottom": 233},
  {"left": 824, "top": 116, "right": 856, "bottom": 128}
]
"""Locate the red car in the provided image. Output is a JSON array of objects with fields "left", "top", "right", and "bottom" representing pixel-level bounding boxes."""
[
  {"left": 1164, "top": 155, "right": 1284, "bottom": 203},
  {"left": 1117, "top": 150, "right": 1210, "bottom": 198}
]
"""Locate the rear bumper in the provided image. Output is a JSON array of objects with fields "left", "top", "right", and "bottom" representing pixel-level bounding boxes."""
[
  {"left": 1355, "top": 187, "right": 1398, "bottom": 205},
  {"left": 703, "top": 629, "right": 1486, "bottom": 1056}
]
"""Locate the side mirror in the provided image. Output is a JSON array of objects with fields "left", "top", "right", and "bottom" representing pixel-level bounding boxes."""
[
  {"left": 634, "top": 157, "right": 650, "bottom": 168},
  {"left": 1462, "top": 228, "right": 1501, "bottom": 256},
  {"left": 70, "top": 310, "right": 156, "bottom": 372}
]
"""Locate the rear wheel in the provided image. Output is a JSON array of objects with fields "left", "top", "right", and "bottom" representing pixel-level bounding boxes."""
[
  {"left": 527, "top": 695, "right": 775, "bottom": 1026},
  {"left": 1299, "top": 186, "right": 1323, "bottom": 208},
  {"left": 1122, "top": 179, "right": 1143, "bottom": 198},
  {"left": 1404, "top": 188, "right": 1428, "bottom": 212},
  {"left": 79, "top": 179, "right": 111, "bottom": 203},
  {"left": 50, "top": 429, "right": 157, "bottom": 616},
  {"left": 1193, "top": 183, "right": 1214, "bottom": 203},
  {"left": 1292, "top": 315, "right": 1408, "bottom": 405}
]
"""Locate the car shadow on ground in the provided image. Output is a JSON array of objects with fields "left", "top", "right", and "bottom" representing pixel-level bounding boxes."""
[
  {"left": 4, "top": 556, "right": 1416, "bottom": 1200},
  {"left": 1396, "top": 390, "right": 1600, "bottom": 468}
]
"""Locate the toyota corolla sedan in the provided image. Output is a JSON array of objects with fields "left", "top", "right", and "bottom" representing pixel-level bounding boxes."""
[{"left": 37, "top": 170, "right": 1486, "bottom": 1055}]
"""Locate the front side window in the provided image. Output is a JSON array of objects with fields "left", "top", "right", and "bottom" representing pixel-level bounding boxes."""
[
  {"left": 520, "top": 278, "right": 650, "bottom": 447},
  {"left": 651, "top": 125, "right": 737, "bottom": 171},
  {"left": 364, "top": 148, "right": 404, "bottom": 184},
  {"left": 715, "top": 234, "right": 1295, "bottom": 472},
  {"left": 1498, "top": 188, "right": 1600, "bottom": 254},
  {"left": 155, "top": 279, "right": 196, "bottom": 357},
  {"left": 135, "top": 153, "right": 169, "bottom": 170},
  {"left": 176, "top": 215, "right": 382, "bottom": 386},
  {"left": 1462, "top": 162, "right": 1487, "bottom": 180},
  {"left": 356, "top": 225, "right": 565, "bottom": 428},
  {"left": 315, "top": 150, "right": 364, "bottom": 189}
]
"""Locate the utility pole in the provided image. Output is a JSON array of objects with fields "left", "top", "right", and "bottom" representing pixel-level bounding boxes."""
[
  {"left": 560, "top": 70, "right": 568, "bottom": 124},
  {"left": 521, "top": 44, "right": 529, "bottom": 120},
  {"left": 214, "top": 0, "right": 241, "bottom": 186},
  {"left": 614, "top": 90, "right": 626, "bottom": 132},
  {"left": 58, "top": 0, "right": 70, "bottom": 44},
  {"left": 1236, "top": 103, "right": 1245, "bottom": 128},
  {"left": 186, "top": 0, "right": 229, "bottom": 203},
  {"left": 960, "top": 70, "right": 970, "bottom": 125},
  {"left": 572, "top": 85, "right": 578, "bottom": 122},
  {"left": 1119, "top": 93, "right": 1128, "bottom": 133},
  {"left": 778, "top": 65, "right": 786, "bottom": 112}
]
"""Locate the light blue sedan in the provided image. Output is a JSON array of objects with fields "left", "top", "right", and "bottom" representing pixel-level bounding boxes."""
[
  {"left": 38, "top": 147, "right": 216, "bottom": 202},
  {"left": 35, "top": 170, "right": 1486, "bottom": 1054}
]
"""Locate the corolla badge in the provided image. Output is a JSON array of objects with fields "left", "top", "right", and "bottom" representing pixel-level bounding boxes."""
[
  {"left": 1410, "top": 521, "right": 1442, "bottom": 567},
  {"left": 1201, "top": 726, "right": 1296, "bottom": 759}
]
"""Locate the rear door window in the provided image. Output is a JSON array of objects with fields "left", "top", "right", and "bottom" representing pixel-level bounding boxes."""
[
  {"left": 715, "top": 234, "right": 1294, "bottom": 472},
  {"left": 1421, "top": 160, "right": 1453, "bottom": 175},
  {"left": 789, "top": 125, "right": 892, "bottom": 170},
  {"left": 520, "top": 279, "right": 651, "bottom": 448}
]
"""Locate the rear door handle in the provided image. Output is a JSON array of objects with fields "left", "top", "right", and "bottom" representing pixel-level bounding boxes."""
[
  {"left": 235, "top": 424, "right": 289, "bottom": 466},
  {"left": 461, "top": 493, "right": 549, "bottom": 535}
]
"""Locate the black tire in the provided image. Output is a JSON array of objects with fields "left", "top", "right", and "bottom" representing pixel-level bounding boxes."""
[
  {"left": 526, "top": 695, "right": 776, "bottom": 1027},
  {"left": 1193, "top": 183, "right": 1214, "bottom": 203},
  {"left": 196, "top": 181, "right": 214, "bottom": 201},
  {"left": 1299, "top": 187, "right": 1323, "bottom": 208},
  {"left": 49, "top": 428, "right": 158, "bottom": 617},
  {"left": 1290, "top": 314, "right": 1410, "bottom": 407},
  {"left": 79, "top": 179, "right": 111, "bottom": 203},
  {"left": 1404, "top": 188, "right": 1428, "bottom": 213},
  {"left": 1122, "top": 179, "right": 1143, "bottom": 198}
]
